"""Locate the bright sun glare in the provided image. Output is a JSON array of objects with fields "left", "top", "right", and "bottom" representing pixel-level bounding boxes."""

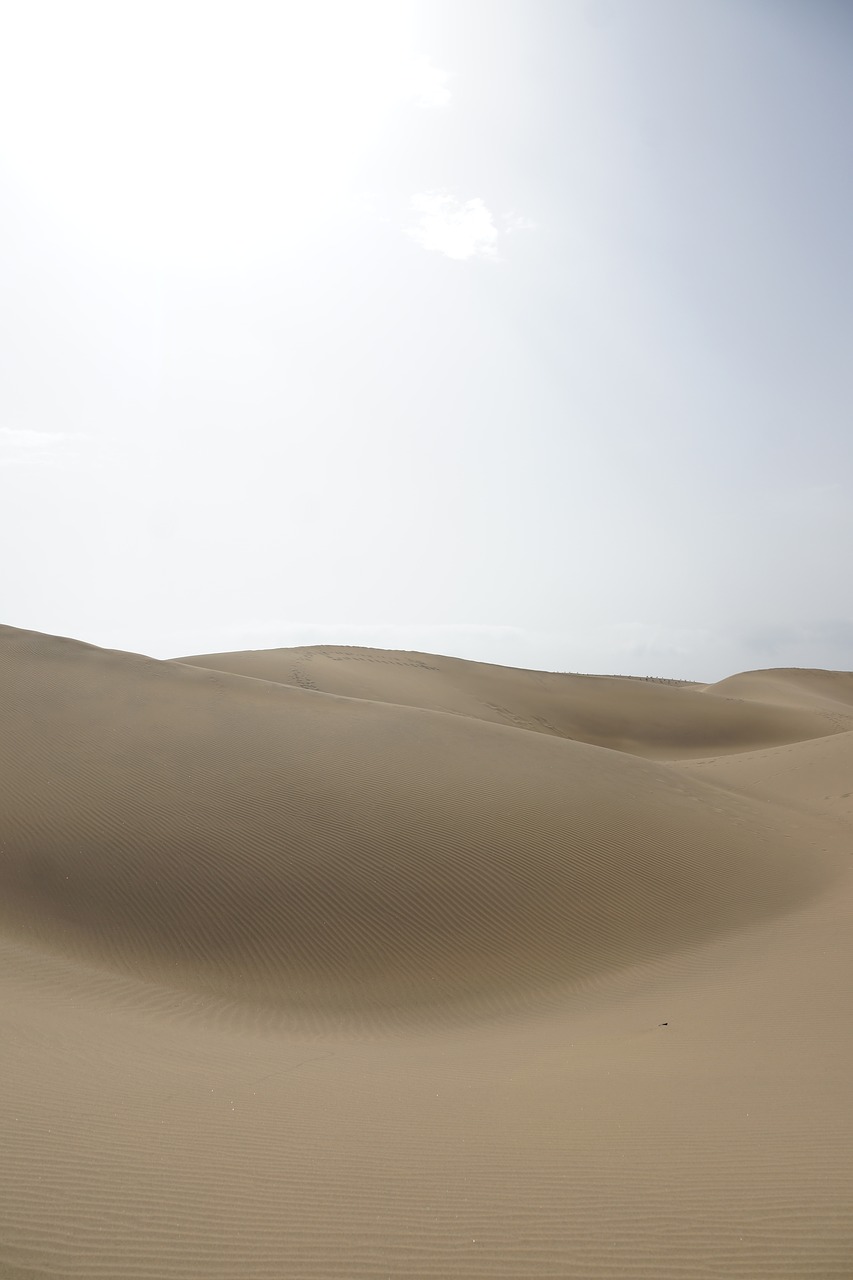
[{"left": 0, "top": 0, "right": 435, "bottom": 266}]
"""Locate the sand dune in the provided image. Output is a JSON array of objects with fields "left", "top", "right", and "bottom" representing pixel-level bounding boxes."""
[
  {"left": 2, "top": 625, "right": 852, "bottom": 1277},
  {"left": 178, "top": 644, "right": 852, "bottom": 758}
]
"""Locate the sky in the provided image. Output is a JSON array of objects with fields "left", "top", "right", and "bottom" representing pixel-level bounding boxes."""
[{"left": 1, "top": 0, "right": 852, "bottom": 681}]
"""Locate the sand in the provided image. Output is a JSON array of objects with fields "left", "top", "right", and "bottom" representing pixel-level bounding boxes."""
[{"left": 1, "top": 626, "right": 852, "bottom": 1278}]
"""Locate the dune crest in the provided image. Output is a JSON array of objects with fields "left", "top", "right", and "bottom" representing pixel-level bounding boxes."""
[
  {"left": 0, "top": 626, "right": 829, "bottom": 1021},
  {"left": 178, "top": 643, "right": 853, "bottom": 758}
]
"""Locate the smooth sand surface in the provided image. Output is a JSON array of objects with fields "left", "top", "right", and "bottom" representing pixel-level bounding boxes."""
[{"left": 2, "top": 627, "right": 852, "bottom": 1277}]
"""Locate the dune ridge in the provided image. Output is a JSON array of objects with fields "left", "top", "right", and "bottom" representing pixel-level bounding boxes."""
[
  {"left": 2, "top": 624, "right": 853, "bottom": 1278},
  {"left": 178, "top": 643, "right": 853, "bottom": 758},
  {"left": 0, "top": 625, "right": 831, "bottom": 1021}
]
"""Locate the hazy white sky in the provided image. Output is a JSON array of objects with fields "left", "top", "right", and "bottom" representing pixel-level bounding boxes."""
[{"left": 2, "top": 0, "right": 851, "bottom": 680}]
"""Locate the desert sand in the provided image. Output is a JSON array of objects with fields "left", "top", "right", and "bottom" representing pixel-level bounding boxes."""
[{"left": 1, "top": 624, "right": 852, "bottom": 1278}]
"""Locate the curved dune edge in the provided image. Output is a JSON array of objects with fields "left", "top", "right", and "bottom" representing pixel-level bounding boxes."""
[
  {"left": 0, "top": 625, "right": 837, "bottom": 1025},
  {"left": 176, "top": 644, "right": 853, "bottom": 758}
]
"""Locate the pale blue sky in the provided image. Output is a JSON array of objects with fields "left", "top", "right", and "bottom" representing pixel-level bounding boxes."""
[{"left": 2, "top": 0, "right": 851, "bottom": 679}]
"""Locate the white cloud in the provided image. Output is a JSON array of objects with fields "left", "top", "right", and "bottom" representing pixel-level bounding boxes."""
[
  {"left": 409, "top": 192, "right": 499, "bottom": 261},
  {"left": 0, "top": 428, "right": 90, "bottom": 466},
  {"left": 503, "top": 211, "right": 537, "bottom": 234}
]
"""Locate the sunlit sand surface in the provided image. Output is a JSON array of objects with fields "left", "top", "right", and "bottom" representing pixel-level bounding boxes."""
[{"left": 2, "top": 625, "right": 853, "bottom": 1277}]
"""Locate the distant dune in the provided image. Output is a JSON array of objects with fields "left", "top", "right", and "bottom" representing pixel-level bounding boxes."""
[
  {"left": 179, "top": 643, "right": 849, "bottom": 758},
  {"left": 2, "top": 625, "right": 853, "bottom": 1278}
]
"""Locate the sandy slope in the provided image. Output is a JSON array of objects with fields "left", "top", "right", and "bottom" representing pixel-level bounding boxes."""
[
  {"left": 1, "top": 626, "right": 852, "bottom": 1277},
  {"left": 179, "top": 645, "right": 850, "bottom": 758}
]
